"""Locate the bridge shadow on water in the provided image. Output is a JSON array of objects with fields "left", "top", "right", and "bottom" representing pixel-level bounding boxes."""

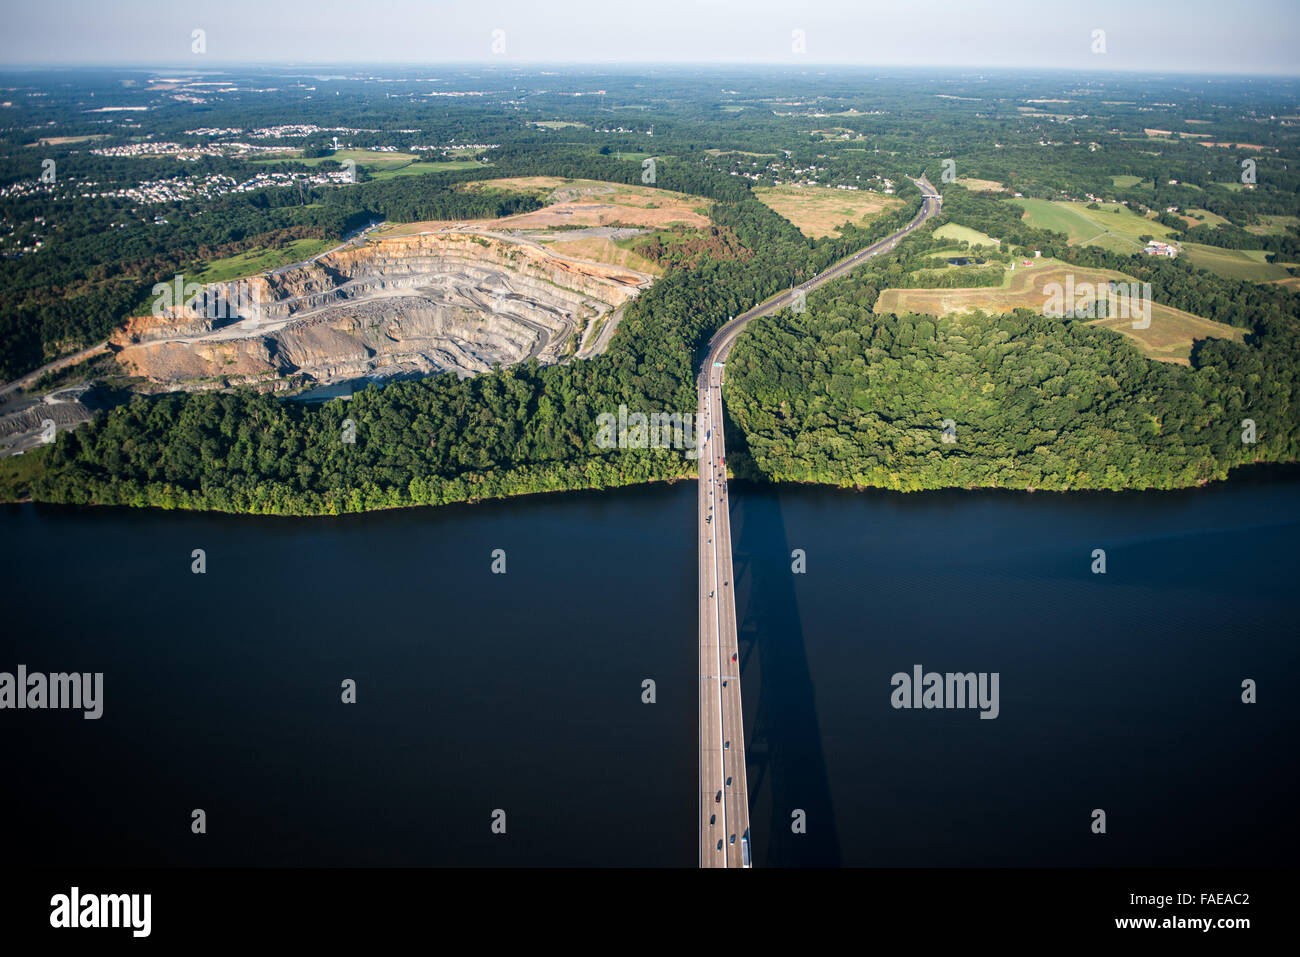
[{"left": 730, "top": 481, "right": 841, "bottom": 867}]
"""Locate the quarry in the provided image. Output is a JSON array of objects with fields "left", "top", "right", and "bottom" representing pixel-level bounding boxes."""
[{"left": 110, "top": 229, "right": 655, "bottom": 392}]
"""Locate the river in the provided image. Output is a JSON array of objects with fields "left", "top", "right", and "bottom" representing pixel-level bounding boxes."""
[{"left": 2, "top": 470, "right": 1296, "bottom": 866}]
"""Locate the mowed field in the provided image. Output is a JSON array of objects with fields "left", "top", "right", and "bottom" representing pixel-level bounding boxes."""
[
  {"left": 1247, "top": 214, "right": 1300, "bottom": 237},
  {"left": 874, "top": 259, "right": 1243, "bottom": 364},
  {"left": 933, "top": 222, "right": 1001, "bottom": 246},
  {"left": 1181, "top": 243, "right": 1290, "bottom": 282},
  {"left": 752, "top": 184, "right": 903, "bottom": 238},
  {"left": 954, "top": 177, "right": 1005, "bottom": 192},
  {"left": 1013, "top": 198, "right": 1178, "bottom": 253},
  {"left": 254, "top": 148, "right": 419, "bottom": 169}
]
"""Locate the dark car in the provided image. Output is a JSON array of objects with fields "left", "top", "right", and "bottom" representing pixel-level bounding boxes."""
[{"left": 715, "top": 790, "right": 721, "bottom": 803}]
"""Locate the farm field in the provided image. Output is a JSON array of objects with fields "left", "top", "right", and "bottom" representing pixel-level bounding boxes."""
[
  {"left": 1181, "top": 208, "right": 1231, "bottom": 228},
  {"left": 26, "top": 134, "right": 109, "bottom": 146},
  {"left": 192, "top": 238, "right": 335, "bottom": 283},
  {"left": 751, "top": 184, "right": 903, "bottom": 238},
  {"left": 1181, "top": 243, "right": 1290, "bottom": 282},
  {"left": 933, "top": 222, "right": 1001, "bottom": 247},
  {"left": 253, "top": 148, "right": 419, "bottom": 169},
  {"left": 1013, "top": 198, "right": 1179, "bottom": 253},
  {"left": 1247, "top": 214, "right": 1300, "bottom": 236},
  {"left": 1111, "top": 174, "right": 1144, "bottom": 189},
  {"left": 954, "top": 177, "right": 1005, "bottom": 192},
  {"left": 366, "top": 160, "right": 488, "bottom": 181},
  {"left": 874, "top": 258, "right": 1243, "bottom": 363}
]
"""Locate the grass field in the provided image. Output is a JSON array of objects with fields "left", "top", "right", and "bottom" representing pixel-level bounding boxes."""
[
  {"left": 954, "top": 177, "right": 1004, "bottom": 192},
  {"left": 254, "top": 150, "right": 487, "bottom": 181},
  {"left": 1014, "top": 198, "right": 1178, "bottom": 253},
  {"left": 528, "top": 120, "right": 587, "bottom": 129},
  {"left": 874, "top": 258, "right": 1243, "bottom": 363},
  {"left": 933, "top": 222, "right": 1002, "bottom": 247},
  {"left": 752, "top": 184, "right": 903, "bottom": 238},
  {"left": 0, "top": 445, "right": 49, "bottom": 501},
  {"left": 1181, "top": 208, "right": 1231, "bottom": 228},
  {"left": 1181, "top": 243, "right": 1290, "bottom": 282},
  {"left": 366, "top": 160, "right": 486, "bottom": 181},
  {"left": 1111, "top": 174, "right": 1144, "bottom": 189},
  {"left": 26, "top": 134, "right": 109, "bottom": 147},
  {"left": 1247, "top": 215, "right": 1300, "bottom": 237},
  {"left": 254, "top": 148, "right": 419, "bottom": 170},
  {"left": 192, "top": 238, "right": 334, "bottom": 283}
]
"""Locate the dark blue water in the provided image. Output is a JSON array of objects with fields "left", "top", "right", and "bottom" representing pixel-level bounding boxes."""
[{"left": 2, "top": 472, "right": 1297, "bottom": 867}]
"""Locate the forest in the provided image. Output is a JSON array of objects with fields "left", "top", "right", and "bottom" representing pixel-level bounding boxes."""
[
  {"left": 4, "top": 66, "right": 1297, "bottom": 509},
  {"left": 724, "top": 195, "right": 1300, "bottom": 492}
]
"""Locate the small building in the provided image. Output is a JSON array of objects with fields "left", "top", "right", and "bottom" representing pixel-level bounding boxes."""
[{"left": 1144, "top": 240, "right": 1179, "bottom": 258}]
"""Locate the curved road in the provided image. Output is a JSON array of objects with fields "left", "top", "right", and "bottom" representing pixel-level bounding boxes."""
[{"left": 697, "top": 175, "right": 941, "bottom": 868}]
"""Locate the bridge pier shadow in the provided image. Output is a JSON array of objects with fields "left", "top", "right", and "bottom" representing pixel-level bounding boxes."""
[{"left": 731, "top": 483, "right": 842, "bottom": 867}]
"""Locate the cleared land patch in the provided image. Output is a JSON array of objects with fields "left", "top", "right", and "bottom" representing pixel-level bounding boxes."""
[
  {"left": 933, "top": 222, "right": 1001, "bottom": 247},
  {"left": 371, "top": 177, "right": 716, "bottom": 276},
  {"left": 875, "top": 258, "right": 1243, "bottom": 364},
  {"left": 1247, "top": 215, "right": 1300, "bottom": 237},
  {"left": 1181, "top": 243, "right": 1290, "bottom": 282},
  {"left": 1180, "top": 208, "right": 1230, "bottom": 228},
  {"left": 954, "top": 177, "right": 1005, "bottom": 192},
  {"left": 1014, "top": 198, "right": 1178, "bottom": 253},
  {"left": 193, "top": 238, "right": 335, "bottom": 283},
  {"left": 456, "top": 176, "right": 712, "bottom": 229},
  {"left": 254, "top": 148, "right": 419, "bottom": 170},
  {"left": 751, "top": 184, "right": 903, "bottom": 238}
]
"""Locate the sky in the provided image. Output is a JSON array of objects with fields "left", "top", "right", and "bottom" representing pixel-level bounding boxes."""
[{"left": 1, "top": 0, "right": 1298, "bottom": 75}]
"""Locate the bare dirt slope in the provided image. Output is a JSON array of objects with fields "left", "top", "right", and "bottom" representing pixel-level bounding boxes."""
[{"left": 113, "top": 232, "right": 654, "bottom": 391}]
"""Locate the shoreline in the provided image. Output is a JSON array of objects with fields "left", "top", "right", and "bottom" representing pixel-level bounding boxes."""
[{"left": 7, "top": 458, "right": 1298, "bottom": 519}]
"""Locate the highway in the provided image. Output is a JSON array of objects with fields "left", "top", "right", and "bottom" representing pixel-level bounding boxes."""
[{"left": 697, "top": 175, "right": 941, "bottom": 868}]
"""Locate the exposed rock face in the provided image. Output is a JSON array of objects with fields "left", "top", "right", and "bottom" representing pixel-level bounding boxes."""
[{"left": 113, "top": 232, "right": 652, "bottom": 390}]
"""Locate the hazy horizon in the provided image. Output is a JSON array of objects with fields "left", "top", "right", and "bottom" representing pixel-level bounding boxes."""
[{"left": 2, "top": 0, "right": 1297, "bottom": 76}]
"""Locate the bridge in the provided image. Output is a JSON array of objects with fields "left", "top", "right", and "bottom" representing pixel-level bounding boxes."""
[{"left": 697, "top": 175, "right": 941, "bottom": 868}]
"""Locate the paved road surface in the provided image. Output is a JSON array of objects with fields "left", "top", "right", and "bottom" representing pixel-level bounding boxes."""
[{"left": 697, "top": 175, "right": 941, "bottom": 868}]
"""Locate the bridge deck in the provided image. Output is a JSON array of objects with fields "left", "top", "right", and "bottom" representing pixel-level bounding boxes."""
[{"left": 697, "top": 176, "right": 941, "bottom": 868}]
